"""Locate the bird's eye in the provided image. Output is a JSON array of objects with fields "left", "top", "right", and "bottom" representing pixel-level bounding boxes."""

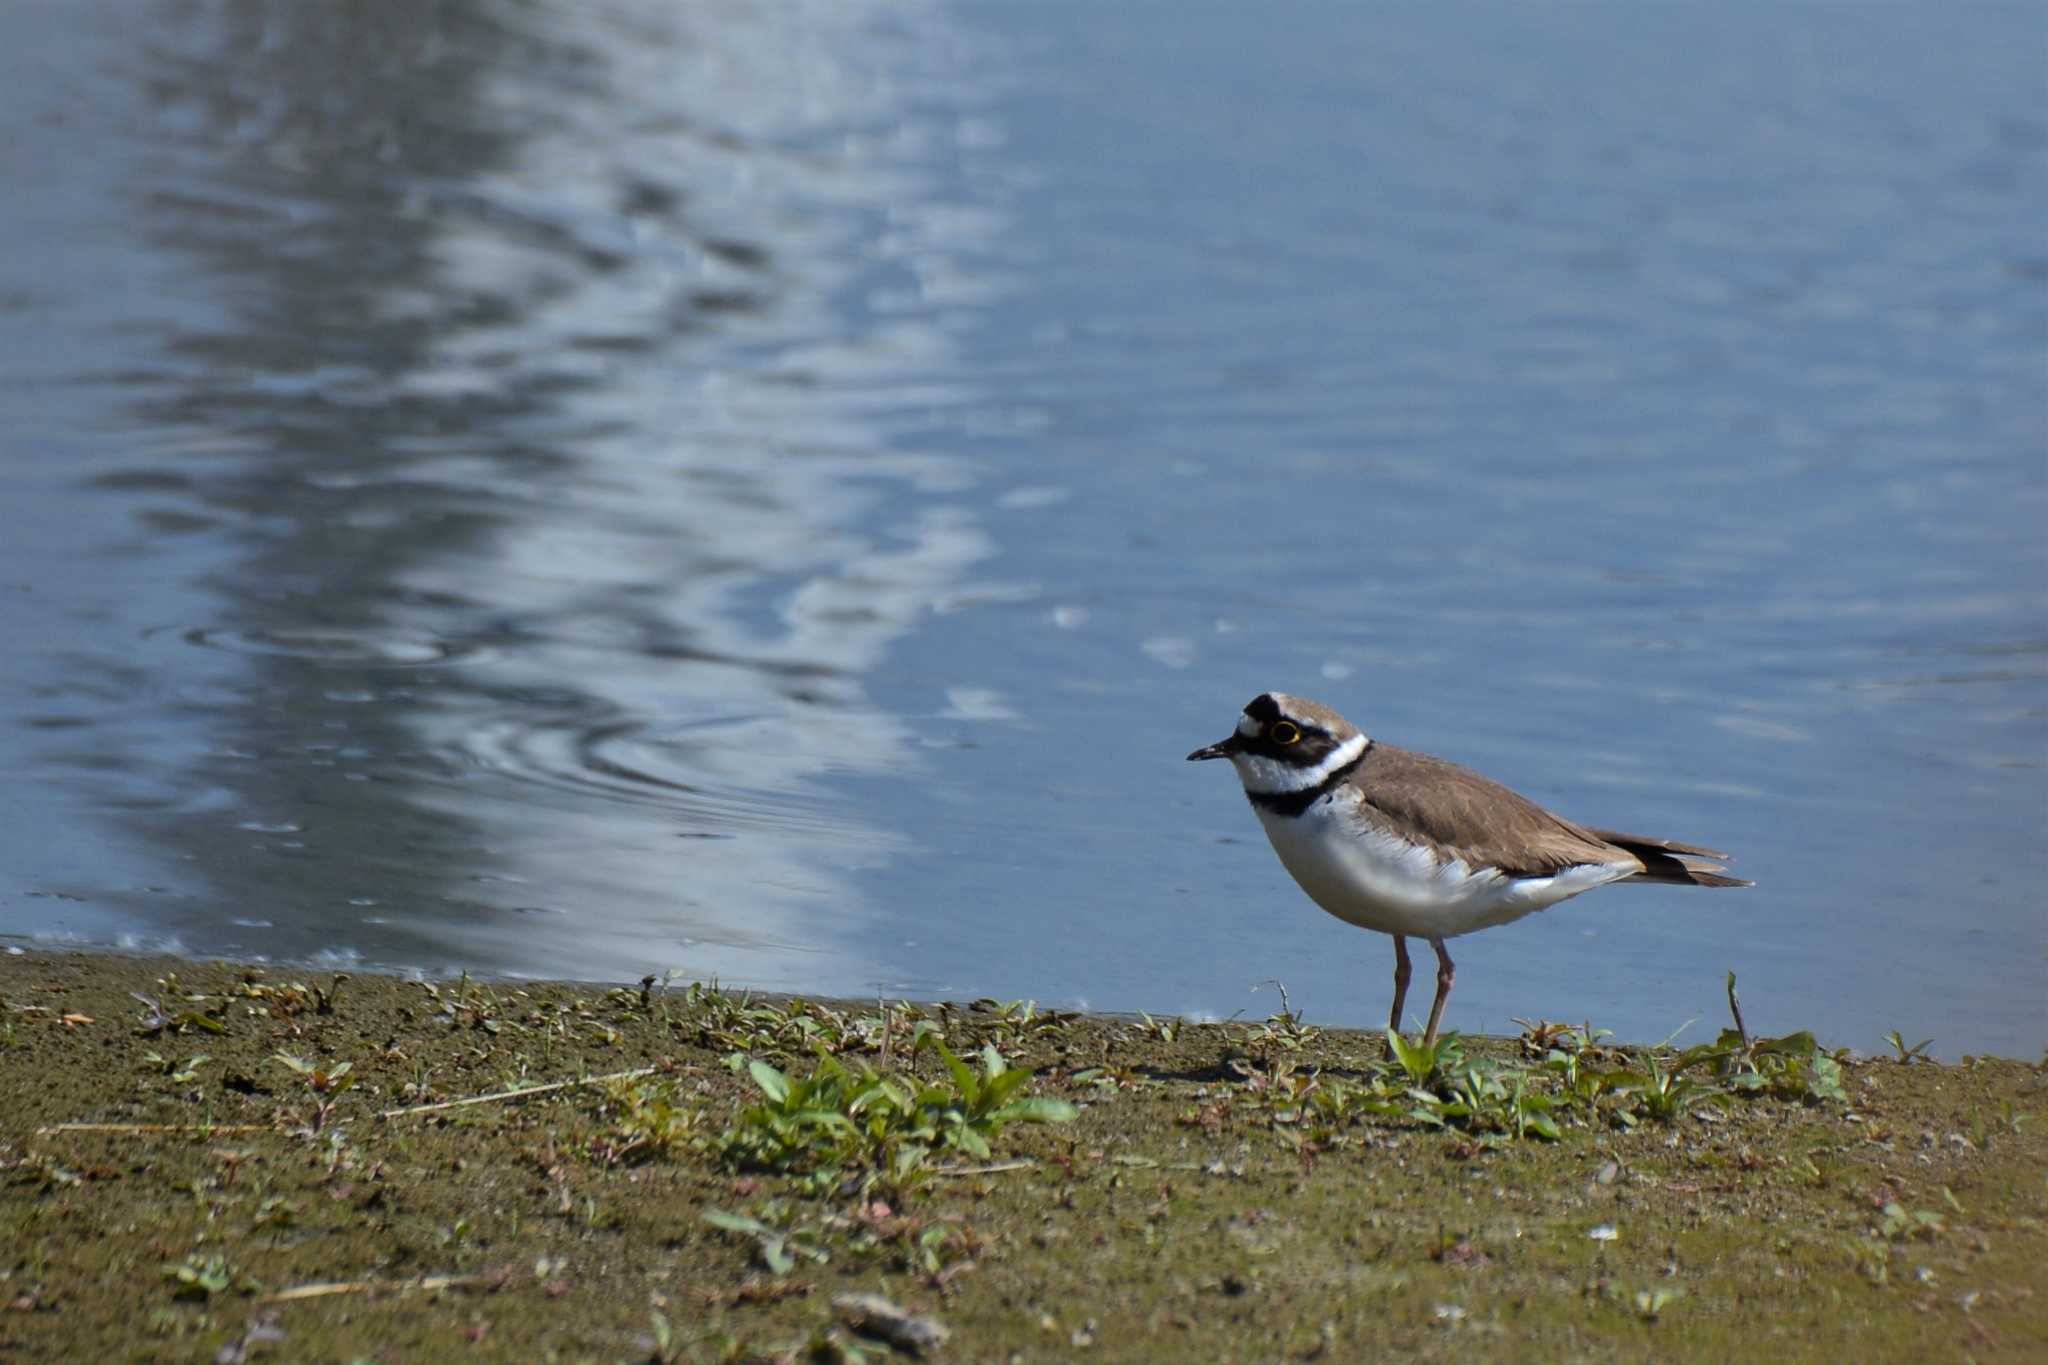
[{"left": 1271, "top": 721, "right": 1301, "bottom": 746}]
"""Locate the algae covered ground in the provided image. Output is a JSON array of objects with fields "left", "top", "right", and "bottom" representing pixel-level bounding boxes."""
[{"left": 1, "top": 951, "right": 2043, "bottom": 1362}]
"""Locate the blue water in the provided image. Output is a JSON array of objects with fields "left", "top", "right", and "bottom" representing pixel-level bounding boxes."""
[{"left": 2, "top": 1, "right": 2042, "bottom": 1056}]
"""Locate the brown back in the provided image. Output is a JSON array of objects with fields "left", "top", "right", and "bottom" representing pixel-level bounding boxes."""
[{"left": 1348, "top": 744, "right": 1641, "bottom": 878}]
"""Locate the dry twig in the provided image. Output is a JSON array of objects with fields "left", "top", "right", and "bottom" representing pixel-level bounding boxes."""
[{"left": 378, "top": 1066, "right": 657, "bottom": 1119}]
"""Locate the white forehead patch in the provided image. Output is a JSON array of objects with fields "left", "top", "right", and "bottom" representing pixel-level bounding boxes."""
[{"left": 1235, "top": 712, "right": 1262, "bottom": 738}]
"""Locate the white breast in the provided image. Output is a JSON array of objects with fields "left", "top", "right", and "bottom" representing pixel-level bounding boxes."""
[{"left": 1252, "top": 791, "right": 1635, "bottom": 940}]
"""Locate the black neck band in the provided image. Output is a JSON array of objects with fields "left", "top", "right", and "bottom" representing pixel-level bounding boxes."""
[{"left": 1245, "top": 748, "right": 1367, "bottom": 817}]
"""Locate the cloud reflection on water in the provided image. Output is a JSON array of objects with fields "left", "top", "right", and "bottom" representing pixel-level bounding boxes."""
[{"left": 28, "top": 0, "right": 1015, "bottom": 986}]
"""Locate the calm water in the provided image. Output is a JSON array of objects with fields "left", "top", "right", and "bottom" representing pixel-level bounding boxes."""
[{"left": 3, "top": 2, "right": 2043, "bottom": 1056}]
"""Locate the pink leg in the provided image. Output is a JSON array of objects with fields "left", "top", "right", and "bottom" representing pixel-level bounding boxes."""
[
  {"left": 1388, "top": 935, "right": 1412, "bottom": 1036},
  {"left": 1422, "top": 937, "right": 1455, "bottom": 1047}
]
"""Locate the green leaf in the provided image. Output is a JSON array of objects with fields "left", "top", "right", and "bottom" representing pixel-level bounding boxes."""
[
  {"left": 846, "top": 1081, "right": 896, "bottom": 1116},
  {"left": 1672, "top": 1043, "right": 1727, "bottom": 1071},
  {"left": 760, "top": 1238, "right": 794, "bottom": 1276},
  {"left": 1807, "top": 1055, "right": 1847, "bottom": 1104},
  {"left": 747, "top": 1059, "right": 790, "bottom": 1104},
  {"left": 990, "top": 1097, "right": 1079, "bottom": 1124},
  {"left": 1385, "top": 1028, "right": 1433, "bottom": 1083},
  {"left": 936, "top": 1041, "right": 979, "bottom": 1104},
  {"left": 984, "top": 1067, "right": 1034, "bottom": 1108},
  {"left": 701, "top": 1209, "right": 769, "bottom": 1236}
]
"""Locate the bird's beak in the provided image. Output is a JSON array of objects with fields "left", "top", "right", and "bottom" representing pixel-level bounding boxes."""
[{"left": 1186, "top": 734, "right": 1241, "bottom": 762}]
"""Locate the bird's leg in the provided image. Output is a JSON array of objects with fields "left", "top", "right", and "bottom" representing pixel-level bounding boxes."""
[
  {"left": 1388, "top": 935, "right": 1412, "bottom": 1038},
  {"left": 1422, "top": 937, "right": 1456, "bottom": 1048}
]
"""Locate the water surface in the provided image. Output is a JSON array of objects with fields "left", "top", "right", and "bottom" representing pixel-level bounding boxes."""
[{"left": 4, "top": 2, "right": 2043, "bottom": 1055}]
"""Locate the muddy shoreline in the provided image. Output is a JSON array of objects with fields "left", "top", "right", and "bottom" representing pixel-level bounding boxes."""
[{"left": 3, "top": 949, "right": 2042, "bottom": 1361}]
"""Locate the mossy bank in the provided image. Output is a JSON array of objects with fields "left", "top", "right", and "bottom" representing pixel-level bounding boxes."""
[{"left": 2, "top": 950, "right": 2043, "bottom": 1362}]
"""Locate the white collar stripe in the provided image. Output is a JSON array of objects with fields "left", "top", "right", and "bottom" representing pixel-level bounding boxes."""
[
  {"left": 1302, "top": 733, "right": 1368, "bottom": 786},
  {"left": 1242, "top": 732, "right": 1367, "bottom": 795}
]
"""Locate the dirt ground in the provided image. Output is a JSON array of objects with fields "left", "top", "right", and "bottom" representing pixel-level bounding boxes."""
[{"left": 2, "top": 949, "right": 2042, "bottom": 1362}]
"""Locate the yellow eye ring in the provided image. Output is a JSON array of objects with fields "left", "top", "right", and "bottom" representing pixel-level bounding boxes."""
[{"left": 1271, "top": 721, "right": 1301, "bottom": 746}]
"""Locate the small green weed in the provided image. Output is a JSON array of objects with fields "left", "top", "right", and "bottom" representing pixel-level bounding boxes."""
[
  {"left": 702, "top": 1206, "right": 832, "bottom": 1276},
  {"left": 140, "top": 1052, "right": 210, "bottom": 1084},
  {"left": 1878, "top": 1202, "right": 1943, "bottom": 1242},
  {"left": 961, "top": 997, "right": 1076, "bottom": 1047},
  {"left": 421, "top": 973, "right": 509, "bottom": 1035},
  {"left": 1845, "top": 1236, "right": 1892, "bottom": 1285},
  {"left": 680, "top": 983, "right": 941, "bottom": 1061},
  {"left": 1673, "top": 1028, "right": 1847, "bottom": 1106},
  {"left": 1240, "top": 983, "right": 1322, "bottom": 1056},
  {"left": 1609, "top": 1054, "right": 1726, "bottom": 1125},
  {"left": 130, "top": 991, "right": 225, "bottom": 1038},
  {"left": 1132, "top": 1012, "right": 1182, "bottom": 1043},
  {"left": 1883, "top": 1030, "right": 1935, "bottom": 1064},
  {"left": 1634, "top": 1287, "right": 1678, "bottom": 1322},
  {"left": 161, "top": 1253, "right": 237, "bottom": 1301},
  {"left": 925, "top": 1039, "right": 1078, "bottom": 1157},
  {"left": 1384, "top": 1028, "right": 1462, "bottom": 1087},
  {"left": 1230, "top": 1056, "right": 1327, "bottom": 1125},
  {"left": 1405, "top": 1061, "right": 1560, "bottom": 1142},
  {"left": 272, "top": 1053, "right": 356, "bottom": 1131},
  {"left": 1512, "top": 1017, "right": 1577, "bottom": 1058},
  {"left": 271, "top": 1053, "right": 353, "bottom": 1095},
  {"left": 714, "top": 1040, "right": 1077, "bottom": 1188},
  {"left": 595, "top": 1076, "right": 710, "bottom": 1163}
]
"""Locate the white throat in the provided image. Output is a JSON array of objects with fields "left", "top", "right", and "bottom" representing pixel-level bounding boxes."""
[{"left": 1231, "top": 732, "right": 1367, "bottom": 798}]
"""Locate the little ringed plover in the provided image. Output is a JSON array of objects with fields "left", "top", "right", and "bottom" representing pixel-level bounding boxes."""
[{"left": 1189, "top": 692, "right": 1749, "bottom": 1046}]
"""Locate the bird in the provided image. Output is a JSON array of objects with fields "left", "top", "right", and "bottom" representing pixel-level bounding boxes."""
[{"left": 1188, "top": 692, "right": 1749, "bottom": 1047}]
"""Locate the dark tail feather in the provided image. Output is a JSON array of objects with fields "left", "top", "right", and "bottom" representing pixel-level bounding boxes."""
[
  {"left": 1586, "top": 827, "right": 1753, "bottom": 888},
  {"left": 1586, "top": 828, "right": 1730, "bottom": 860},
  {"left": 1632, "top": 864, "right": 1752, "bottom": 888}
]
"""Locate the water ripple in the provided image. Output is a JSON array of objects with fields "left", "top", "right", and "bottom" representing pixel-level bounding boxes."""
[
  {"left": 444, "top": 712, "right": 859, "bottom": 839},
  {"left": 177, "top": 626, "right": 483, "bottom": 668}
]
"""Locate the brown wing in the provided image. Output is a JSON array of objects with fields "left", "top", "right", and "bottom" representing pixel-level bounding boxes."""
[{"left": 1348, "top": 744, "right": 1639, "bottom": 878}]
